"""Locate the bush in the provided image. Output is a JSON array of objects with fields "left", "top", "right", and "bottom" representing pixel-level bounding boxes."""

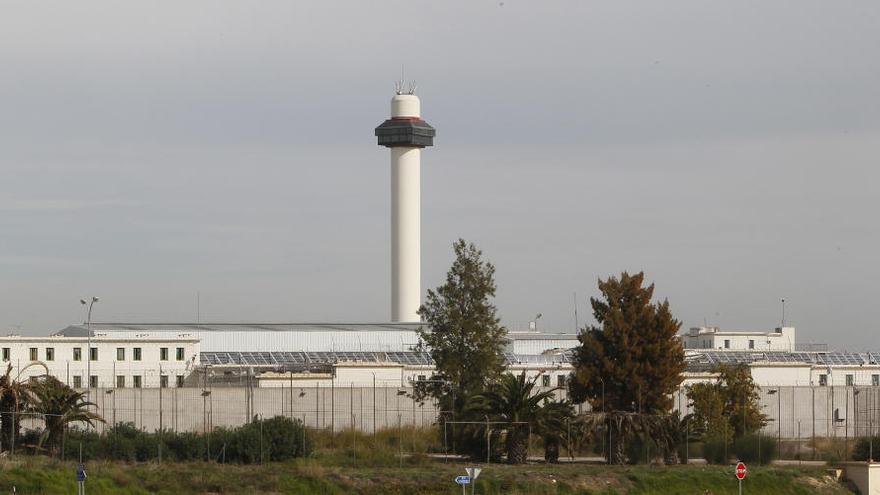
[
  {"left": 47, "top": 417, "right": 309, "bottom": 464},
  {"left": 733, "top": 433, "right": 776, "bottom": 465},
  {"left": 703, "top": 437, "right": 730, "bottom": 465},
  {"left": 162, "top": 430, "right": 206, "bottom": 461},
  {"left": 853, "top": 436, "right": 880, "bottom": 462}
]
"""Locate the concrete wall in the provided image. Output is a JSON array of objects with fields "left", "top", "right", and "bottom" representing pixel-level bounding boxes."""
[
  {"left": 672, "top": 385, "right": 880, "bottom": 439},
  {"left": 842, "top": 463, "right": 880, "bottom": 495}
]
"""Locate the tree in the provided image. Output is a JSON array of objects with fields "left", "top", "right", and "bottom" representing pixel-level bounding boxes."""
[
  {"left": 577, "top": 411, "right": 659, "bottom": 464},
  {"left": 536, "top": 398, "right": 575, "bottom": 463},
  {"left": 567, "top": 272, "right": 685, "bottom": 464},
  {"left": 656, "top": 411, "right": 701, "bottom": 465},
  {"left": 467, "top": 372, "right": 572, "bottom": 464},
  {"left": 0, "top": 362, "right": 47, "bottom": 452},
  {"left": 686, "top": 382, "right": 728, "bottom": 439},
  {"left": 29, "top": 375, "right": 103, "bottom": 454},
  {"left": 687, "top": 364, "right": 768, "bottom": 440},
  {"left": 416, "top": 240, "right": 507, "bottom": 420}
]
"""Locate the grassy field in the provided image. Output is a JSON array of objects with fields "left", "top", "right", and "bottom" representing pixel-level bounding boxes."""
[{"left": 0, "top": 457, "right": 850, "bottom": 495}]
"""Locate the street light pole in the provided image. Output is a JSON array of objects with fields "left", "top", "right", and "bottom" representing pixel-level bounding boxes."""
[{"left": 80, "top": 297, "right": 99, "bottom": 429}]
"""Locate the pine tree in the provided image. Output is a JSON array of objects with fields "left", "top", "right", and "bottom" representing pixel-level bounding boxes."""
[
  {"left": 416, "top": 239, "right": 507, "bottom": 417},
  {"left": 568, "top": 272, "right": 686, "bottom": 463}
]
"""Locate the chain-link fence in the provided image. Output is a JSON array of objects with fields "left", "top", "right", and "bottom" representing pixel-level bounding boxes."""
[
  {"left": 4, "top": 383, "right": 880, "bottom": 463},
  {"left": 672, "top": 385, "right": 880, "bottom": 440}
]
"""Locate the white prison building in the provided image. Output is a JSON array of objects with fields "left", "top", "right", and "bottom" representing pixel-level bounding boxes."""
[{"left": 679, "top": 326, "right": 797, "bottom": 351}]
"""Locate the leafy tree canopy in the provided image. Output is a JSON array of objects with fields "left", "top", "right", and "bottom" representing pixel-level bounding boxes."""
[
  {"left": 687, "top": 364, "right": 768, "bottom": 439},
  {"left": 416, "top": 239, "right": 507, "bottom": 413},
  {"left": 568, "top": 272, "right": 685, "bottom": 414}
]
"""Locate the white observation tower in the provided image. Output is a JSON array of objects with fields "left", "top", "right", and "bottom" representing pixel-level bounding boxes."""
[{"left": 375, "top": 85, "right": 436, "bottom": 322}]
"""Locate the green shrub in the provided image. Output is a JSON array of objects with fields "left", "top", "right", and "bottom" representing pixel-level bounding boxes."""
[
  {"left": 162, "top": 430, "right": 206, "bottom": 461},
  {"left": 48, "top": 417, "right": 309, "bottom": 464},
  {"left": 733, "top": 433, "right": 776, "bottom": 465},
  {"left": 853, "top": 436, "right": 880, "bottom": 461},
  {"left": 703, "top": 437, "right": 730, "bottom": 465}
]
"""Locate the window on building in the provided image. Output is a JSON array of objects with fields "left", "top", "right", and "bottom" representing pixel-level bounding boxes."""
[
  {"left": 160, "top": 375, "right": 169, "bottom": 388},
  {"left": 846, "top": 374, "right": 854, "bottom": 387},
  {"left": 176, "top": 347, "right": 185, "bottom": 361},
  {"left": 117, "top": 348, "right": 125, "bottom": 361},
  {"left": 873, "top": 375, "right": 880, "bottom": 387},
  {"left": 160, "top": 347, "right": 168, "bottom": 361},
  {"left": 819, "top": 374, "right": 828, "bottom": 387},
  {"left": 133, "top": 347, "right": 142, "bottom": 361},
  {"left": 73, "top": 375, "right": 82, "bottom": 388},
  {"left": 417, "top": 375, "right": 426, "bottom": 381},
  {"left": 29, "top": 347, "right": 38, "bottom": 361},
  {"left": 557, "top": 375, "right": 566, "bottom": 387},
  {"left": 748, "top": 340, "right": 755, "bottom": 350},
  {"left": 542, "top": 375, "right": 551, "bottom": 387},
  {"left": 133, "top": 375, "right": 142, "bottom": 388},
  {"left": 2, "top": 347, "right": 9, "bottom": 362},
  {"left": 116, "top": 375, "right": 125, "bottom": 388},
  {"left": 89, "top": 375, "right": 98, "bottom": 388},
  {"left": 724, "top": 340, "right": 730, "bottom": 349},
  {"left": 176, "top": 375, "right": 185, "bottom": 387},
  {"left": 73, "top": 347, "right": 82, "bottom": 361},
  {"left": 89, "top": 347, "right": 98, "bottom": 361},
  {"left": 45, "top": 348, "right": 54, "bottom": 361}
]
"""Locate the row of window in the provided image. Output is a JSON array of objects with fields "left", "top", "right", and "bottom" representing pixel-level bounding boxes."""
[
  {"left": 2, "top": 346, "right": 186, "bottom": 363},
  {"left": 71, "top": 375, "right": 186, "bottom": 388},
  {"left": 541, "top": 375, "right": 567, "bottom": 387},
  {"left": 722, "top": 339, "right": 759, "bottom": 349},
  {"left": 414, "top": 374, "right": 567, "bottom": 387},
  {"left": 816, "top": 374, "right": 880, "bottom": 387}
]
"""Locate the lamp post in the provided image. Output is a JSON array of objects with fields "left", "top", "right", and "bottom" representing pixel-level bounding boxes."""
[{"left": 80, "top": 297, "right": 99, "bottom": 429}]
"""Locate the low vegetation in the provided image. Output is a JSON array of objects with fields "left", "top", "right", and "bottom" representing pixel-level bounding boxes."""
[
  {"left": 0, "top": 456, "right": 850, "bottom": 494},
  {"left": 18, "top": 416, "right": 309, "bottom": 464}
]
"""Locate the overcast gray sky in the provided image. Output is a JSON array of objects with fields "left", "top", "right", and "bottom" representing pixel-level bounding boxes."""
[{"left": 1, "top": 1, "right": 878, "bottom": 348}]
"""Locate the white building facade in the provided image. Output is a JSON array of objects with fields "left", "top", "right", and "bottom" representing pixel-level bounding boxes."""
[
  {"left": 679, "top": 326, "right": 797, "bottom": 351},
  {"left": 1, "top": 333, "right": 199, "bottom": 389}
]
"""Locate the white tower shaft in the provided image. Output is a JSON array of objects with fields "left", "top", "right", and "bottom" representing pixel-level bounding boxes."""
[
  {"left": 375, "top": 92, "right": 435, "bottom": 323},
  {"left": 391, "top": 147, "right": 421, "bottom": 322}
]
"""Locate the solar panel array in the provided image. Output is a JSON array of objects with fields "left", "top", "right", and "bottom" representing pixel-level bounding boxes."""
[
  {"left": 686, "top": 350, "right": 877, "bottom": 367},
  {"left": 201, "top": 351, "right": 573, "bottom": 367},
  {"left": 504, "top": 352, "right": 572, "bottom": 365}
]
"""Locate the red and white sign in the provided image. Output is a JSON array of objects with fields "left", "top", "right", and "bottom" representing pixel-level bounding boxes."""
[{"left": 735, "top": 462, "right": 748, "bottom": 480}]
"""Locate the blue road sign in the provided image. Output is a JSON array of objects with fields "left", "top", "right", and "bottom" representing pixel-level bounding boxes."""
[
  {"left": 76, "top": 464, "right": 87, "bottom": 482},
  {"left": 455, "top": 476, "right": 471, "bottom": 485}
]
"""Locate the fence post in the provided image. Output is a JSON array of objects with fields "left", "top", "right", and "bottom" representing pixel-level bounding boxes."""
[{"left": 812, "top": 387, "right": 816, "bottom": 460}]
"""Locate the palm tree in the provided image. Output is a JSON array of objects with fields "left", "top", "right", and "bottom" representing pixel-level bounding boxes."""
[
  {"left": 578, "top": 411, "right": 661, "bottom": 464},
  {"left": 468, "top": 372, "right": 570, "bottom": 464},
  {"left": 656, "top": 411, "right": 701, "bottom": 465},
  {"left": 28, "top": 375, "right": 103, "bottom": 454},
  {"left": 535, "top": 398, "right": 574, "bottom": 463},
  {"left": 0, "top": 362, "right": 48, "bottom": 451}
]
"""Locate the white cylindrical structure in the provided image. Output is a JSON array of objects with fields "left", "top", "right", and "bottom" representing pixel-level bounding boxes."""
[
  {"left": 375, "top": 92, "right": 435, "bottom": 323},
  {"left": 391, "top": 146, "right": 421, "bottom": 322}
]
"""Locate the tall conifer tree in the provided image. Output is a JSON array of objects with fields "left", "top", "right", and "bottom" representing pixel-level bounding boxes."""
[
  {"left": 416, "top": 239, "right": 507, "bottom": 416},
  {"left": 569, "top": 272, "right": 685, "bottom": 413},
  {"left": 568, "top": 272, "right": 685, "bottom": 463}
]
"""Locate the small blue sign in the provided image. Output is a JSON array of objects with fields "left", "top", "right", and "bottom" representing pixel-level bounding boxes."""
[
  {"left": 455, "top": 475, "right": 471, "bottom": 485},
  {"left": 76, "top": 464, "right": 87, "bottom": 482}
]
